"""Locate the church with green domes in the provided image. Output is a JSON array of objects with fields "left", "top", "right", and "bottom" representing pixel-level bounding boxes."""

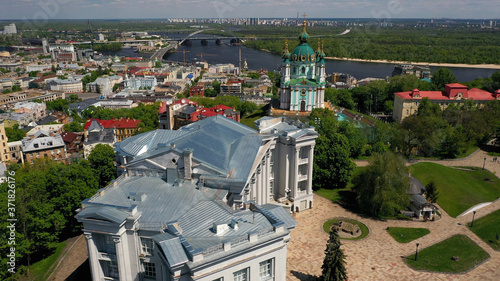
[{"left": 279, "top": 20, "right": 327, "bottom": 111}]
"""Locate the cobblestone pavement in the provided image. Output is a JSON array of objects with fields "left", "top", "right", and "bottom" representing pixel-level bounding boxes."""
[
  {"left": 286, "top": 195, "right": 500, "bottom": 281},
  {"left": 287, "top": 149, "right": 500, "bottom": 280}
]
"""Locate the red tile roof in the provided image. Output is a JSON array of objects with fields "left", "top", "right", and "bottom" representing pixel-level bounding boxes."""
[
  {"left": 395, "top": 85, "right": 498, "bottom": 101},
  {"left": 445, "top": 83, "right": 468, "bottom": 88},
  {"left": 200, "top": 109, "right": 219, "bottom": 117},
  {"left": 467, "top": 88, "right": 495, "bottom": 100},
  {"left": 395, "top": 90, "right": 448, "bottom": 100},
  {"left": 211, "top": 104, "right": 233, "bottom": 111},
  {"left": 84, "top": 118, "right": 141, "bottom": 130},
  {"left": 158, "top": 101, "right": 168, "bottom": 114}
]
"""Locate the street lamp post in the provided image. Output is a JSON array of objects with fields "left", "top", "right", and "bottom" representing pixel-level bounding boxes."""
[
  {"left": 471, "top": 211, "right": 477, "bottom": 227},
  {"left": 415, "top": 243, "right": 420, "bottom": 261},
  {"left": 483, "top": 157, "right": 486, "bottom": 170}
]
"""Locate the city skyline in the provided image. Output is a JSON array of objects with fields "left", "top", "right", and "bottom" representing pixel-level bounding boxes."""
[{"left": 1, "top": 0, "right": 499, "bottom": 21}]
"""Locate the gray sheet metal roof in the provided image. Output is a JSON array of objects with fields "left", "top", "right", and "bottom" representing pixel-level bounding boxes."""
[
  {"left": 229, "top": 134, "right": 264, "bottom": 179},
  {"left": 120, "top": 116, "right": 261, "bottom": 179},
  {"left": 116, "top": 129, "right": 190, "bottom": 157},
  {"left": 81, "top": 175, "right": 291, "bottom": 264},
  {"left": 157, "top": 237, "right": 189, "bottom": 266},
  {"left": 22, "top": 131, "right": 66, "bottom": 152},
  {"left": 261, "top": 204, "right": 298, "bottom": 229},
  {"left": 78, "top": 205, "right": 130, "bottom": 224}
]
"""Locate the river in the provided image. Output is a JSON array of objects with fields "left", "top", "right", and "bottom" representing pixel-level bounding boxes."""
[{"left": 2, "top": 40, "right": 499, "bottom": 82}]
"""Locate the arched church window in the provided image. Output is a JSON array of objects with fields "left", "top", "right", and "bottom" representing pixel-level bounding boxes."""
[
  {"left": 301, "top": 67, "right": 305, "bottom": 74},
  {"left": 293, "top": 67, "right": 296, "bottom": 74}
]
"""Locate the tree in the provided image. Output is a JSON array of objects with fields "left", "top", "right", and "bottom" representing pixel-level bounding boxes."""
[
  {"left": 313, "top": 133, "right": 356, "bottom": 190},
  {"left": 417, "top": 97, "right": 442, "bottom": 117},
  {"left": 424, "top": 181, "right": 439, "bottom": 203},
  {"left": 5, "top": 124, "right": 26, "bottom": 142},
  {"left": 88, "top": 144, "right": 117, "bottom": 188},
  {"left": 0, "top": 158, "right": 98, "bottom": 279},
  {"left": 63, "top": 121, "right": 83, "bottom": 132},
  {"left": 352, "top": 151, "right": 410, "bottom": 217},
  {"left": 432, "top": 68, "right": 456, "bottom": 91},
  {"left": 321, "top": 227, "right": 348, "bottom": 281},
  {"left": 68, "top": 94, "right": 81, "bottom": 103},
  {"left": 12, "top": 85, "right": 22, "bottom": 92},
  {"left": 491, "top": 71, "right": 500, "bottom": 83}
]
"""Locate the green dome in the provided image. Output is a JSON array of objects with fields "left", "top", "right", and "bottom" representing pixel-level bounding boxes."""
[
  {"left": 291, "top": 43, "right": 315, "bottom": 62},
  {"left": 298, "top": 20, "right": 309, "bottom": 43}
]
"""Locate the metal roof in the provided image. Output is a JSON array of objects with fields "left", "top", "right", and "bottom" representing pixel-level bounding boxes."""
[
  {"left": 261, "top": 204, "right": 298, "bottom": 229},
  {"left": 78, "top": 205, "right": 130, "bottom": 224},
  {"left": 156, "top": 237, "right": 189, "bottom": 266},
  {"left": 81, "top": 175, "right": 291, "bottom": 264}
]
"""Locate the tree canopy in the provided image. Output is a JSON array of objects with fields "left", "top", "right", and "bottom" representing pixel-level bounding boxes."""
[
  {"left": 352, "top": 151, "right": 410, "bottom": 217},
  {"left": 88, "top": 144, "right": 117, "bottom": 188},
  {"left": 5, "top": 124, "right": 26, "bottom": 142},
  {"left": 0, "top": 159, "right": 99, "bottom": 279},
  {"left": 309, "top": 109, "right": 356, "bottom": 190},
  {"left": 432, "top": 68, "right": 457, "bottom": 91}
]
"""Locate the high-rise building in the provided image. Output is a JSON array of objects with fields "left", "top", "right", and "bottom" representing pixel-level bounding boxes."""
[{"left": 1, "top": 23, "right": 17, "bottom": 35}]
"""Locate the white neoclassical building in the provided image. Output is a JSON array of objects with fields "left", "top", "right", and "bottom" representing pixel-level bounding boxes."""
[{"left": 77, "top": 115, "right": 318, "bottom": 281}]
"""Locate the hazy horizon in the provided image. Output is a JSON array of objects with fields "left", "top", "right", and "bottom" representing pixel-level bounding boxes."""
[{"left": 1, "top": 0, "right": 499, "bottom": 21}]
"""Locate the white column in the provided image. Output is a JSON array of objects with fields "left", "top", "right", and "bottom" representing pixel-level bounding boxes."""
[
  {"left": 113, "top": 235, "right": 129, "bottom": 281},
  {"left": 84, "top": 232, "right": 102, "bottom": 281},
  {"left": 308, "top": 89, "right": 312, "bottom": 111},
  {"left": 284, "top": 152, "right": 289, "bottom": 197},
  {"left": 292, "top": 147, "right": 299, "bottom": 199},
  {"left": 307, "top": 145, "right": 315, "bottom": 194}
]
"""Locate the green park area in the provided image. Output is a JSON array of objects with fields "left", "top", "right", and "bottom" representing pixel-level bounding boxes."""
[
  {"left": 468, "top": 209, "right": 500, "bottom": 251},
  {"left": 387, "top": 227, "right": 430, "bottom": 243},
  {"left": 410, "top": 162, "right": 500, "bottom": 218},
  {"left": 405, "top": 235, "right": 489, "bottom": 273}
]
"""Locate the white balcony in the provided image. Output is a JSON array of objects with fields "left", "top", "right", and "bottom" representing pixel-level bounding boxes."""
[
  {"left": 97, "top": 252, "right": 116, "bottom": 261},
  {"left": 298, "top": 157, "right": 308, "bottom": 165}
]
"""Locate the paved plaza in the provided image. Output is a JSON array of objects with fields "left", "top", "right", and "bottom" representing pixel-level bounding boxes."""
[{"left": 287, "top": 148, "right": 500, "bottom": 281}]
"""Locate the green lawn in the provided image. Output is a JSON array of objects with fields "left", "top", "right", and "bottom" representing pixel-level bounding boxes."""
[
  {"left": 456, "top": 146, "right": 480, "bottom": 159},
  {"left": 410, "top": 162, "right": 500, "bottom": 218},
  {"left": 314, "top": 166, "right": 367, "bottom": 203},
  {"left": 240, "top": 104, "right": 269, "bottom": 129},
  {"left": 405, "top": 235, "right": 489, "bottom": 273},
  {"left": 487, "top": 151, "right": 500, "bottom": 157},
  {"left": 468, "top": 209, "right": 500, "bottom": 251},
  {"left": 387, "top": 227, "right": 430, "bottom": 243},
  {"left": 323, "top": 218, "right": 369, "bottom": 240},
  {"left": 19, "top": 241, "right": 67, "bottom": 281}
]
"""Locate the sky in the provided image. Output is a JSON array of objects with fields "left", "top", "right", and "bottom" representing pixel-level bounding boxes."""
[{"left": 0, "top": 0, "right": 499, "bottom": 20}]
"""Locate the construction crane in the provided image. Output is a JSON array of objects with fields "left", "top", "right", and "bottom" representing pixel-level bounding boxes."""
[
  {"left": 170, "top": 50, "right": 190, "bottom": 66},
  {"left": 195, "top": 53, "right": 216, "bottom": 62}
]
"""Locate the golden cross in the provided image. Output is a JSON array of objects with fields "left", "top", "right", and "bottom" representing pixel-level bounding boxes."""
[{"left": 302, "top": 13, "right": 307, "bottom": 19}]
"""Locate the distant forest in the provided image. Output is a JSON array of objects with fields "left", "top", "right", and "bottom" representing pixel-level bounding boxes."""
[{"left": 242, "top": 26, "right": 500, "bottom": 65}]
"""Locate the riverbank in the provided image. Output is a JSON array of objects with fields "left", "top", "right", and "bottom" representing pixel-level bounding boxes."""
[{"left": 325, "top": 56, "right": 500, "bottom": 70}]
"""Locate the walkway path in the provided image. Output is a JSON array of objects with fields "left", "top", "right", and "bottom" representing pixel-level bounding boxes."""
[
  {"left": 286, "top": 195, "right": 500, "bottom": 281},
  {"left": 288, "top": 148, "right": 500, "bottom": 280},
  {"left": 354, "top": 149, "right": 500, "bottom": 178}
]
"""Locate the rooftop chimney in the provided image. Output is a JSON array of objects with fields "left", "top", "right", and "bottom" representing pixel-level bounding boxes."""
[{"left": 183, "top": 148, "right": 193, "bottom": 180}]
